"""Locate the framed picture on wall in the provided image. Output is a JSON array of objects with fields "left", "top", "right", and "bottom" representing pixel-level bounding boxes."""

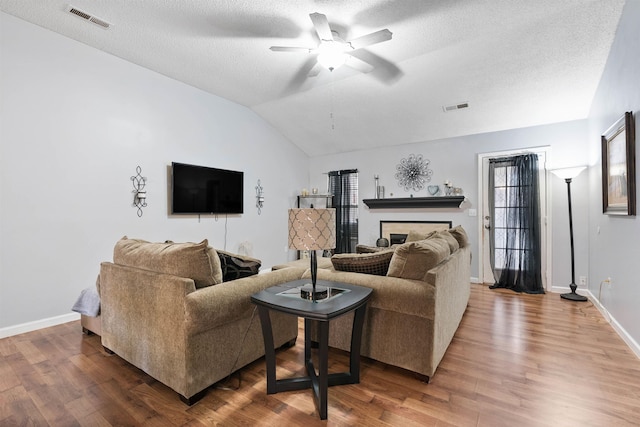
[{"left": 601, "top": 111, "right": 636, "bottom": 216}]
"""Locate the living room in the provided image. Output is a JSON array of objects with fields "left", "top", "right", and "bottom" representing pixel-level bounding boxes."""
[{"left": 1, "top": 1, "right": 640, "bottom": 423}]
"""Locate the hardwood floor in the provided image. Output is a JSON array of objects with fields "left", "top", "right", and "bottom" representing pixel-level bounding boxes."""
[{"left": 2, "top": 284, "right": 640, "bottom": 426}]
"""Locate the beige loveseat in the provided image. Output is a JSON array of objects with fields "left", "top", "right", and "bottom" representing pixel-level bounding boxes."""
[
  {"left": 282, "top": 225, "right": 471, "bottom": 382},
  {"left": 98, "top": 237, "right": 301, "bottom": 404}
]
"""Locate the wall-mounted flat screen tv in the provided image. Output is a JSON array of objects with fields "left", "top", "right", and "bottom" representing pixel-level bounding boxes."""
[{"left": 171, "top": 162, "right": 243, "bottom": 214}]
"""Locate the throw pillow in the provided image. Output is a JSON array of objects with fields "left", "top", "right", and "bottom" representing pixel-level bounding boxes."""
[
  {"left": 424, "top": 229, "right": 460, "bottom": 253},
  {"left": 113, "top": 237, "right": 223, "bottom": 288},
  {"left": 217, "top": 249, "right": 261, "bottom": 281},
  {"left": 387, "top": 238, "right": 451, "bottom": 281},
  {"left": 331, "top": 250, "right": 395, "bottom": 276},
  {"left": 448, "top": 225, "right": 470, "bottom": 248},
  {"left": 405, "top": 229, "right": 429, "bottom": 242}
]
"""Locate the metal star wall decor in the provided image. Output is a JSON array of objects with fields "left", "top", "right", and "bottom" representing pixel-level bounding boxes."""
[{"left": 395, "top": 154, "right": 433, "bottom": 191}]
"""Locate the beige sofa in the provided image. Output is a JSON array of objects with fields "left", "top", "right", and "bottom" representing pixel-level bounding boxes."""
[
  {"left": 97, "top": 237, "right": 302, "bottom": 405},
  {"left": 283, "top": 225, "right": 472, "bottom": 381}
]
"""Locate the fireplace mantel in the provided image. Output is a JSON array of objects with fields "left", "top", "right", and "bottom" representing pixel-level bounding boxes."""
[{"left": 362, "top": 196, "right": 465, "bottom": 209}]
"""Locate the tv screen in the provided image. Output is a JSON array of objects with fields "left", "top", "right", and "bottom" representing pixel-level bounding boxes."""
[{"left": 171, "top": 162, "right": 243, "bottom": 214}]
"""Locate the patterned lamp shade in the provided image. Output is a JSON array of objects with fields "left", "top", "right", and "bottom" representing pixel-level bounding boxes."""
[{"left": 288, "top": 208, "right": 336, "bottom": 251}]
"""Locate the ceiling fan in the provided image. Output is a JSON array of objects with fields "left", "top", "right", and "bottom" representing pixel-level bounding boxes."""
[{"left": 270, "top": 12, "right": 393, "bottom": 77}]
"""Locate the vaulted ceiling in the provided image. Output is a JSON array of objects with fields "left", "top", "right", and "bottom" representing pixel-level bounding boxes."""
[{"left": 0, "top": 1, "right": 626, "bottom": 156}]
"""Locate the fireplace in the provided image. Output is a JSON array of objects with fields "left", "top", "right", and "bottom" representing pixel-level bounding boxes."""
[{"left": 390, "top": 233, "right": 408, "bottom": 245}]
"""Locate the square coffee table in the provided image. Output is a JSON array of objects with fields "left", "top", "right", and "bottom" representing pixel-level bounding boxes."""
[{"left": 251, "top": 279, "right": 372, "bottom": 420}]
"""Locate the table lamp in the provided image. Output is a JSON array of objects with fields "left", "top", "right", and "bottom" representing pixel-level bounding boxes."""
[{"left": 288, "top": 208, "right": 336, "bottom": 301}]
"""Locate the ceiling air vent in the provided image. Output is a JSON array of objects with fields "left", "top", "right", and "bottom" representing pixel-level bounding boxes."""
[
  {"left": 66, "top": 5, "right": 111, "bottom": 29},
  {"left": 443, "top": 102, "right": 469, "bottom": 112}
]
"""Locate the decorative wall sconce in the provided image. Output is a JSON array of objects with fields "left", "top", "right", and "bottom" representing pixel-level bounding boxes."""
[
  {"left": 255, "top": 179, "right": 264, "bottom": 215},
  {"left": 131, "top": 166, "right": 147, "bottom": 217}
]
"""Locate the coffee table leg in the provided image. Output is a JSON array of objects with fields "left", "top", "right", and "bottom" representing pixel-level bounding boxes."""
[{"left": 257, "top": 306, "right": 276, "bottom": 394}]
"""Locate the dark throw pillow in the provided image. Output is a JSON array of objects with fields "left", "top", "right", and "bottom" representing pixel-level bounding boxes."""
[{"left": 217, "top": 250, "right": 261, "bottom": 281}]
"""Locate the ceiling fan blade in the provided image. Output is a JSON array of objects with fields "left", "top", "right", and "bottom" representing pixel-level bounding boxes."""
[
  {"left": 309, "top": 12, "right": 333, "bottom": 41},
  {"left": 348, "top": 29, "right": 393, "bottom": 50},
  {"left": 270, "top": 46, "right": 313, "bottom": 53},
  {"left": 344, "top": 55, "right": 374, "bottom": 73},
  {"left": 350, "top": 50, "right": 403, "bottom": 84},
  {"left": 307, "top": 61, "right": 323, "bottom": 77},
  {"left": 281, "top": 57, "right": 320, "bottom": 95}
]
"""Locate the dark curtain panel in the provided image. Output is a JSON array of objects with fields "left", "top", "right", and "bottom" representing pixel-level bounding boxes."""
[
  {"left": 328, "top": 169, "right": 358, "bottom": 254},
  {"left": 488, "top": 153, "right": 544, "bottom": 294}
]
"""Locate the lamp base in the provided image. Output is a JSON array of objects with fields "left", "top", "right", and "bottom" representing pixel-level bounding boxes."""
[
  {"left": 560, "top": 291, "right": 588, "bottom": 302},
  {"left": 300, "top": 284, "right": 328, "bottom": 301}
]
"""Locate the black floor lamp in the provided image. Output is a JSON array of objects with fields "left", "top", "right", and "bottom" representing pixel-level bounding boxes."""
[{"left": 551, "top": 166, "right": 587, "bottom": 302}]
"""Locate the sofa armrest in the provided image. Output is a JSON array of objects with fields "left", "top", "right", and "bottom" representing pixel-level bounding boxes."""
[
  {"left": 99, "top": 262, "right": 196, "bottom": 371},
  {"left": 426, "top": 246, "right": 471, "bottom": 368},
  {"left": 185, "top": 266, "right": 304, "bottom": 335}
]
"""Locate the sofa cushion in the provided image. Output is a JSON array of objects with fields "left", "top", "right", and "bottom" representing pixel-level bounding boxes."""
[
  {"left": 387, "top": 238, "right": 451, "bottom": 281},
  {"left": 113, "top": 237, "right": 223, "bottom": 288},
  {"left": 331, "top": 250, "right": 395, "bottom": 276},
  {"left": 217, "top": 249, "right": 261, "bottom": 281},
  {"left": 449, "top": 225, "right": 470, "bottom": 248}
]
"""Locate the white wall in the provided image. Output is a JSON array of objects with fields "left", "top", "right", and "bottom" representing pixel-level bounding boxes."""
[
  {"left": 309, "top": 119, "right": 590, "bottom": 285},
  {"left": 3, "top": 2, "right": 639, "bottom": 353},
  {"left": 587, "top": 0, "right": 640, "bottom": 351},
  {"left": 0, "top": 13, "right": 308, "bottom": 331}
]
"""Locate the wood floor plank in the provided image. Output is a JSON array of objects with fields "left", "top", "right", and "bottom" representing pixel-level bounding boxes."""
[
  {"left": 2, "top": 284, "right": 640, "bottom": 426},
  {"left": 0, "top": 356, "right": 21, "bottom": 393},
  {"left": 76, "top": 411, "right": 113, "bottom": 427},
  {"left": 0, "top": 384, "right": 49, "bottom": 426}
]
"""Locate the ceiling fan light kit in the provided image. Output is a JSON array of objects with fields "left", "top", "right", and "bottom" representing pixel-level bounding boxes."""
[{"left": 316, "top": 39, "right": 350, "bottom": 71}]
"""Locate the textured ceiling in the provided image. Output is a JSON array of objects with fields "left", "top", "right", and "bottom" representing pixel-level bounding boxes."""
[{"left": 0, "top": 0, "right": 626, "bottom": 157}]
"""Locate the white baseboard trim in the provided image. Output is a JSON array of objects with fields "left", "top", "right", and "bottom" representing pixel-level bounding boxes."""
[
  {"left": 0, "top": 312, "right": 80, "bottom": 339},
  {"left": 470, "top": 276, "right": 481, "bottom": 284},
  {"left": 584, "top": 290, "right": 640, "bottom": 359},
  {"left": 548, "top": 285, "right": 589, "bottom": 295}
]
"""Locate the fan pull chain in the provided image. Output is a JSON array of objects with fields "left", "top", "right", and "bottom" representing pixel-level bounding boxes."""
[{"left": 329, "top": 71, "right": 336, "bottom": 130}]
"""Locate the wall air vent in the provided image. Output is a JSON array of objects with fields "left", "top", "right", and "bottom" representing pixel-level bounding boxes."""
[
  {"left": 443, "top": 102, "right": 469, "bottom": 112},
  {"left": 66, "top": 5, "right": 111, "bottom": 29}
]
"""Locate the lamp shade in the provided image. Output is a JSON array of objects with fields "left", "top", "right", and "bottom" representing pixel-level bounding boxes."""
[
  {"left": 550, "top": 166, "right": 587, "bottom": 180},
  {"left": 288, "top": 208, "right": 336, "bottom": 251}
]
